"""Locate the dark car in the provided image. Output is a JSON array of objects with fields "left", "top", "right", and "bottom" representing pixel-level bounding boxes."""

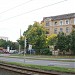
[{"left": 27, "top": 49, "right": 35, "bottom": 54}]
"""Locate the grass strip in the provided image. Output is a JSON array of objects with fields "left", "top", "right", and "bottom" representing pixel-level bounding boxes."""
[
  {"left": 0, "top": 60, "right": 75, "bottom": 73},
  {"left": 0, "top": 55, "right": 75, "bottom": 62},
  {"left": 10, "top": 54, "right": 75, "bottom": 58}
]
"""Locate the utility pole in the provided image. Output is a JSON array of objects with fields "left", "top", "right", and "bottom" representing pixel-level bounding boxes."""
[
  {"left": 24, "top": 37, "right": 26, "bottom": 63},
  {"left": 19, "top": 29, "right": 21, "bottom": 54}
]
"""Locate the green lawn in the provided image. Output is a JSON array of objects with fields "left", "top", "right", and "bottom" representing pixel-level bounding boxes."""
[
  {"left": 10, "top": 54, "right": 75, "bottom": 58},
  {"left": 0, "top": 60, "right": 75, "bottom": 73}
]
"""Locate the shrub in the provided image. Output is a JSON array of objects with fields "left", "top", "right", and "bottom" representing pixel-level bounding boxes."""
[{"left": 40, "top": 48, "right": 52, "bottom": 55}]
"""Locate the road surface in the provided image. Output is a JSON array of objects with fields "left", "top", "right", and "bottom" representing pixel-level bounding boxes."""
[{"left": 0, "top": 57, "right": 75, "bottom": 68}]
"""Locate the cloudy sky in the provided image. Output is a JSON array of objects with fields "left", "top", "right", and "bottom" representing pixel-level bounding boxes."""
[{"left": 0, "top": 0, "right": 75, "bottom": 42}]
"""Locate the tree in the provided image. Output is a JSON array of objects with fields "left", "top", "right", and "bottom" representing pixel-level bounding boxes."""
[
  {"left": 23, "top": 22, "right": 47, "bottom": 54},
  {"left": 47, "top": 34, "right": 57, "bottom": 46},
  {"left": 46, "top": 34, "right": 57, "bottom": 52},
  {"left": 0, "top": 39, "right": 18, "bottom": 50},
  {"left": 70, "top": 30, "right": 75, "bottom": 55},
  {"left": 0, "top": 39, "right": 7, "bottom": 48},
  {"left": 54, "top": 31, "right": 75, "bottom": 55},
  {"left": 56, "top": 32, "right": 67, "bottom": 52},
  {"left": 17, "top": 36, "right": 24, "bottom": 50},
  {"left": 65, "top": 35, "right": 71, "bottom": 51},
  {"left": 11, "top": 42, "right": 19, "bottom": 50}
]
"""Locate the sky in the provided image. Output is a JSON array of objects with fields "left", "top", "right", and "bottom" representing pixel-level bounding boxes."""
[{"left": 0, "top": 0, "right": 75, "bottom": 42}]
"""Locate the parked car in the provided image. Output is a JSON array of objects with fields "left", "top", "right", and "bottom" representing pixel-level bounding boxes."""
[
  {"left": 27, "top": 49, "right": 35, "bottom": 54},
  {"left": 9, "top": 50, "right": 18, "bottom": 54}
]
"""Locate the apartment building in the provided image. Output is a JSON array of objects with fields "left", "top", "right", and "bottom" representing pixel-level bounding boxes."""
[{"left": 42, "top": 13, "right": 75, "bottom": 36}]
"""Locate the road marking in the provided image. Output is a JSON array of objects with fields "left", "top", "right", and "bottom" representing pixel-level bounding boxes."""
[
  {"left": 25, "top": 61, "right": 33, "bottom": 62},
  {"left": 49, "top": 63, "right": 70, "bottom": 66}
]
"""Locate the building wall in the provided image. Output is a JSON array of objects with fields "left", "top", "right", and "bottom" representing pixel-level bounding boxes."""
[{"left": 43, "top": 15, "right": 75, "bottom": 35}]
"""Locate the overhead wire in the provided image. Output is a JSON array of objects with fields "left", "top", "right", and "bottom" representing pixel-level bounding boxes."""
[
  {"left": 0, "top": 0, "right": 68, "bottom": 22},
  {"left": 0, "top": 0, "right": 34, "bottom": 14}
]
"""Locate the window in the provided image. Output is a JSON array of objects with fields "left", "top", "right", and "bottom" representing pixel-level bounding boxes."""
[
  {"left": 54, "top": 28, "right": 57, "bottom": 34},
  {"left": 60, "top": 28, "right": 63, "bottom": 32},
  {"left": 54, "top": 22, "right": 57, "bottom": 25},
  {"left": 65, "top": 19, "right": 69, "bottom": 25},
  {"left": 60, "top": 20, "right": 63, "bottom": 25},
  {"left": 66, "top": 27, "right": 69, "bottom": 33},
  {"left": 46, "top": 21, "right": 50, "bottom": 26}
]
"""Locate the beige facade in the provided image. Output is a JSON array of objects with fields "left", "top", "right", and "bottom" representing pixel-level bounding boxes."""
[{"left": 42, "top": 13, "right": 75, "bottom": 35}]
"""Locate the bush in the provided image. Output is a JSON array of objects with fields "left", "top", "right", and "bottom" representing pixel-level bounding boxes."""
[{"left": 40, "top": 48, "right": 52, "bottom": 55}]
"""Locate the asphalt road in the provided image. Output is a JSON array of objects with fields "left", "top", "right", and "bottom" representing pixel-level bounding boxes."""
[{"left": 0, "top": 57, "right": 75, "bottom": 68}]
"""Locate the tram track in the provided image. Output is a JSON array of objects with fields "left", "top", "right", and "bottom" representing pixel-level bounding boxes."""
[{"left": 0, "top": 63, "right": 59, "bottom": 75}]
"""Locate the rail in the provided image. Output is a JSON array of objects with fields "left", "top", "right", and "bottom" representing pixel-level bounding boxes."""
[{"left": 0, "top": 63, "right": 59, "bottom": 75}]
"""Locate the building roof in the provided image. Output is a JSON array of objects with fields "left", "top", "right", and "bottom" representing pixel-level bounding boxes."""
[{"left": 43, "top": 13, "right": 75, "bottom": 21}]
